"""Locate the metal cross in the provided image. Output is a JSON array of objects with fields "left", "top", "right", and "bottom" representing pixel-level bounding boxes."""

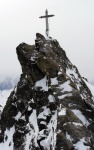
[{"left": 39, "top": 9, "right": 55, "bottom": 37}]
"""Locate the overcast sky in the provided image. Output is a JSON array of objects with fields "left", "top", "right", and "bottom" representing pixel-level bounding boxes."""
[{"left": 0, "top": 0, "right": 94, "bottom": 81}]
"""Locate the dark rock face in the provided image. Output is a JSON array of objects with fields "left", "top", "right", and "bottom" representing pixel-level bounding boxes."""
[{"left": 0, "top": 33, "right": 94, "bottom": 149}]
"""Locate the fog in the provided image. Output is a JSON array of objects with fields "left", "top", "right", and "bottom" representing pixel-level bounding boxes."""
[{"left": 0, "top": 0, "right": 94, "bottom": 81}]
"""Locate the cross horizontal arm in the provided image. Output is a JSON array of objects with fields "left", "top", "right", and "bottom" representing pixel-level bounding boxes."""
[
  {"left": 39, "top": 15, "right": 55, "bottom": 19},
  {"left": 39, "top": 9, "right": 55, "bottom": 37}
]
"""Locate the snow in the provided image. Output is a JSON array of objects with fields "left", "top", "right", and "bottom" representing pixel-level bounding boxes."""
[
  {"left": 76, "top": 83, "right": 81, "bottom": 91},
  {"left": 64, "top": 122, "right": 83, "bottom": 127},
  {"left": 48, "top": 95, "right": 55, "bottom": 102},
  {"left": 51, "top": 77, "right": 58, "bottom": 85},
  {"left": 43, "top": 56, "right": 46, "bottom": 59},
  {"left": 72, "top": 122, "right": 83, "bottom": 126},
  {"left": 30, "top": 98, "right": 34, "bottom": 103},
  {"left": 66, "top": 67, "right": 81, "bottom": 90},
  {"left": 37, "top": 106, "right": 57, "bottom": 150},
  {"left": 28, "top": 106, "right": 32, "bottom": 111},
  {"left": 66, "top": 67, "right": 79, "bottom": 80},
  {"left": 58, "top": 93, "right": 72, "bottom": 100},
  {"left": 0, "top": 70, "right": 93, "bottom": 150},
  {"left": 14, "top": 111, "right": 21, "bottom": 121},
  {"left": 80, "top": 93, "right": 87, "bottom": 100},
  {"left": 35, "top": 76, "right": 48, "bottom": 91},
  {"left": 40, "top": 121, "right": 46, "bottom": 125},
  {"left": 83, "top": 79, "right": 94, "bottom": 97},
  {"left": 74, "top": 138, "right": 90, "bottom": 150},
  {"left": 66, "top": 132, "right": 73, "bottom": 142},
  {"left": 58, "top": 108, "right": 66, "bottom": 116},
  {"left": 58, "top": 71, "right": 62, "bottom": 75},
  {"left": 40, "top": 110, "right": 57, "bottom": 150},
  {"left": 38, "top": 106, "right": 51, "bottom": 119},
  {"left": 31, "top": 57, "right": 35, "bottom": 61},
  {"left": 72, "top": 109, "right": 89, "bottom": 126},
  {"left": 57, "top": 129, "right": 61, "bottom": 134},
  {"left": 20, "top": 115, "right": 25, "bottom": 121},
  {"left": 14, "top": 87, "right": 17, "bottom": 93},
  {"left": 0, "top": 89, "right": 13, "bottom": 111},
  {"left": 0, "top": 126, "right": 15, "bottom": 150},
  {"left": 59, "top": 80, "right": 72, "bottom": 92},
  {"left": 25, "top": 109, "right": 39, "bottom": 149}
]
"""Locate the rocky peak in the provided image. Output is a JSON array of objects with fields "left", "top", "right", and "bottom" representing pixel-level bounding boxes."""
[{"left": 0, "top": 33, "right": 94, "bottom": 150}]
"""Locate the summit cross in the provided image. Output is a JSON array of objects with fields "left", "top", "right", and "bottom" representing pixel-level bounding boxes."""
[{"left": 39, "top": 9, "right": 55, "bottom": 37}]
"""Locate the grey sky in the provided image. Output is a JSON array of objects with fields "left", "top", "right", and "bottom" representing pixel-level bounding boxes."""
[{"left": 0, "top": 0, "right": 94, "bottom": 81}]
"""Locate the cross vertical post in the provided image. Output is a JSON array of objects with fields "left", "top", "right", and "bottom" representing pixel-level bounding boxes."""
[
  {"left": 39, "top": 9, "right": 55, "bottom": 37},
  {"left": 45, "top": 9, "right": 49, "bottom": 37}
]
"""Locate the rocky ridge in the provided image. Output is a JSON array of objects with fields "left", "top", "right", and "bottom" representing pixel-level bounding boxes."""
[{"left": 0, "top": 33, "right": 94, "bottom": 150}]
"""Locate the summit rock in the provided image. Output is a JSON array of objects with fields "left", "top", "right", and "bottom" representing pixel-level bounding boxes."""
[{"left": 0, "top": 33, "right": 94, "bottom": 150}]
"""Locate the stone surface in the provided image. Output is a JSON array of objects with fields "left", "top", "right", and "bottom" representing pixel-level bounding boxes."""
[{"left": 0, "top": 33, "right": 94, "bottom": 149}]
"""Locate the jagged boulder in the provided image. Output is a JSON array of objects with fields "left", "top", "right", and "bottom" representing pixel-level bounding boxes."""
[{"left": 0, "top": 33, "right": 94, "bottom": 150}]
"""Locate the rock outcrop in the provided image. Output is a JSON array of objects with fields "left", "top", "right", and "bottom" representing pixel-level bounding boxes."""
[{"left": 0, "top": 33, "right": 94, "bottom": 150}]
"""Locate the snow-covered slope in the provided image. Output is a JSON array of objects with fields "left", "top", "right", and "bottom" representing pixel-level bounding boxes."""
[
  {"left": 0, "top": 89, "right": 13, "bottom": 112},
  {"left": 84, "top": 79, "right": 94, "bottom": 97}
]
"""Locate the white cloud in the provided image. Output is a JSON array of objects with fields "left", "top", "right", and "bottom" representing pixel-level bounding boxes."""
[{"left": 0, "top": 0, "right": 94, "bottom": 80}]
